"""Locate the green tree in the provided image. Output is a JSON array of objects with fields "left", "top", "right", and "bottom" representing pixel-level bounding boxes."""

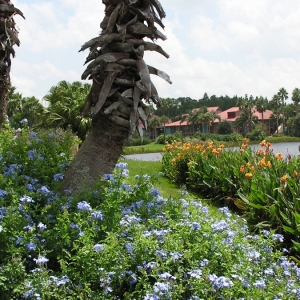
[
  {"left": 62, "top": 0, "right": 171, "bottom": 194},
  {"left": 270, "top": 94, "right": 282, "bottom": 133},
  {"left": 255, "top": 96, "right": 268, "bottom": 131},
  {"left": 217, "top": 120, "right": 234, "bottom": 134},
  {"left": 0, "top": 2, "right": 24, "bottom": 130},
  {"left": 148, "top": 116, "right": 161, "bottom": 139},
  {"left": 277, "top": 87, "right": 288, "bottom": 130},
  {"left": 42, "top": 81, "right": 92, "bottom": 141},
  {"left": 6, "top": 86, "right": 44, "bottom": 128},
  {"left": 292, "top": 88, "right": 300, "bottom": 115},
  {"left": 160, "top": 115, "right": 169, "bottom": 141},
  {"left": 236, "top": 95, "right": 255, "bottom": 133}
]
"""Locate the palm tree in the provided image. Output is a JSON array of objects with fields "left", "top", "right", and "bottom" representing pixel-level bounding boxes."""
[
  {"left": 62, "top": 0, "right": 171, "bottom": 194},
  {"left": 188, "top": 107, "right": 208, "bottom": 133},
  {"left": 160, "top": 115, "right": 169, "bottom": 141},
  {"left": 292, "top": 88, "right": 300, "bottom": 115},
  {"left": 236, "top": 95, "right": 255, "bottom": 133},
  {"left": 6, "top": 86, "right": 44, "bottom": 128},
  {"left": 148, "top": 116, "right": 161, "bottom": 139},
  {"left": 270, "top": 94, "right": 281, "bottom": 133},
  {"left": 255, "top": 96, "right": 268, "bottom": 131},
  {"left": 43, "top": 81, "right": 92, "bottom": 141},
  {"left": 203, "top": 111, "right": 221, "bottom": 133},
  {"left": 277, "top": 87, "right": 288, "bottom": 130},
  {"left": 0, "top": 1, "right": 24, "bottom": 130}
]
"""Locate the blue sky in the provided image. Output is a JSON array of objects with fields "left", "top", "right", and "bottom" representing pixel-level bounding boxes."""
[{"left": 12, "top": 0, "right": 300, "bottom": 102}]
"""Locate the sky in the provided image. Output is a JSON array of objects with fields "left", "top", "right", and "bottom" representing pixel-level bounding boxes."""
[{"left": 11, "top": 0, "right": 300, "bottom": 103}]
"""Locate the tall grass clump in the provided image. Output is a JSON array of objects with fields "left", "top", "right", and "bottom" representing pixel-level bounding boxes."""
[
  {"left": 1, "top": 127, "right": 300, "bottom": 298},
  {"left": 162, "top": 139, "right": 300, "bottom": 255}
]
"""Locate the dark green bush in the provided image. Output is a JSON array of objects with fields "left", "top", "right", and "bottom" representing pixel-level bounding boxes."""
[
  {"left": 125, "top": 138, "right": 151, "bottom": 146},
  {"left": 217, "top": 120, "right": 234, "bottom": 134},
  {"left": 155, "top": 131, "right": 184, "bottom": 144},
  {"left": 246, "top": 129, "right": 266, "bottom": 141}
]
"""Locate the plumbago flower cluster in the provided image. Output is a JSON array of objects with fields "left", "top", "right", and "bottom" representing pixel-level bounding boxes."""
[{"left": 1, "top": 128, "right": 300, "bottom": 299}]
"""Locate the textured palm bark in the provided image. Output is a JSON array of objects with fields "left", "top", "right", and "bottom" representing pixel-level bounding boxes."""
[
  {"left": 62, "top": 0, "right": 170, "bottom": 194},
  {"left": 0, "top": 2, "right": 24, "bottom": 130},
  {"left": 61, "top": 113, "right": 129, "bottom": 194},
  {"left": 0, "top": 76, "right": 9, "bottom": 130}
]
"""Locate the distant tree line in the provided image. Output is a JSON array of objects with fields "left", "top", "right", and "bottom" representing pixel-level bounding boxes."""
[{"left": 5, "top": 83, "right": 300, "bottom": 140}]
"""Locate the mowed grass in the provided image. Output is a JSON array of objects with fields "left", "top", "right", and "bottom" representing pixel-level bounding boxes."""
[
  {"left": 121, "top": 159, "right": 183, "bottom": 199},
  {"left": 123, "top": 143, "right": 165, "bottom": 155}
]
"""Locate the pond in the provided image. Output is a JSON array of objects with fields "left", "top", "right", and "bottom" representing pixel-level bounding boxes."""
[
  {"left": 124, "top": 142, "right": 300, "bottom": 162},
  {"left": 231, "top": 142, "right": 300, "bottom": 157}
]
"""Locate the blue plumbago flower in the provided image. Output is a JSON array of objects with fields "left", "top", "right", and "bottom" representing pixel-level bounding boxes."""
[
  {"left": 144, "top": 294, "right": 160, "bottom": 300},
  {"left": 26, "top": 242, "right": 37, "bottom": 251},
  {"left": 188, "top": 269, "right": 202, "bottom": 279},
  {"left": 26, "top": 184, "right": 34, "bottom": 191},
  {"left": 103, "top": 174, "right": 114, "bottom": 180},
  {"left": 246, "top": 250, "right": 261, "bottom": 262},
  {"left": 33, "top": 256, "right": 49, "bottom": 265},
  {"left": 38, "top": 186, "right": 51, "bottom": 195},
  {"left": 273, "top": 234, "right": 284, "bottom": 242},
  {"left": 48, "top": 132, "right": 55, "bottom": 137},
  {"left": 94, "top": 244, "right": 105, "bottom": 252},
  {"left": 190, "top": 222, "right": 201, "bottom": 230},
  {"left": 53, "top": 173, "right": 64, "bottom": 181},
  {"left": 144, "top": 261, "right": 156, "bottom": 271},
  {"left": 200, "top": 259, "right": 209, "bottom": 267},
  {"left": 20, "top": 118, "right": 28, "bottom": 124},
  {"left": 77, "top": 201, "right": 92, "bottom": 212},
  {"left": 156, "top": 249, "right": 168, "bottom": 260},
  {"left": 4, "top": 164, "right": 21, "bottom": 176},
  {"left": 134, "top": 174, "right": 140, "bottom": 179},
  {"left": 70, "top": 223, "right": 79, "bottom": 229},
  {"left": 170, "top": 252, "right": 182, "bottom": 261},
  {"left": 121, "top": 169, "right": 129, "bottom": 177},
  {"left": 91, "top": 210, "right": 104, "bottom": 220},
  {"left": 20, "top": 195, "right": 34, "bottom": 203},
  {"left": 159, "top": 272, "right": 176, "bottom": 281},
  {"left": 180, "top": 198, "right": 189, "bottom": 207},
  {"left": 115, "top": 162, "right": 128, "bottom": 169},
  {"left": 153, "top": 282, "right": 172, "bottom": 295},
  {"left": 29, "top": 132, "right": 37, "bottom": 138},
  {"left": 0, "top": 190, "right": 8, "bottom": 198},
  {"left": 208, "top": 274, "right": 233, "bottom": 289},
  {"left": 120, "top": 215, "right": 141, "bottom": 227},
  {"left": 0, "top": 225, "right": 2, "bottom": 232},
  {"left": 211, "top": 220, "right": 229, "bottom": 232},
  {"left": 37, "top": 222, "right": 47, "bottom": 230},
  {"left": 78, "top": 231, "right": 85, "bottom": 237},
  {"left": 218, "top": 207, "right": 232, "bottom": 218},
  {"left": 150, "top": 188, "right": 160, "bottom": 196},
  {"left": 143, "top": 174, "right": 151, "bottom": 181},
  {"left": 28, "top": 149, "right": 37, "bottom": 160},
  {"left": 262, "top": 230, "right": 270, "bottom": 237},
  {"left": 253, "top": 279, "right": 266, "bottom": 290},
  {"left": 50, "top": 275, "right": 70, "bottom": 286},
  {"left": 125, "top": 243, "right": 134, "bottom": 255},
  {"left": 121, "top": 184, "right": 132, "bottom": 192}
]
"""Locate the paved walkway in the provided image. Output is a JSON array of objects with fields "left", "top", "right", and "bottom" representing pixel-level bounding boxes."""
[{"left": 124, "top": 153, "right": 162, "bottom": 161}]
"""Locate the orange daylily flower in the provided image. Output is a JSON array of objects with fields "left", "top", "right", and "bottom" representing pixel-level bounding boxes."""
[
  {"left": 293, "top": 170, "right": 299, "bottom": 177},
  {"left": 240, "top": 165, "right": 245, "bottom": 173},
  {"left": 280, "top": 175, "right": 288, "bottom": 183},
  {"left": 245, "top": 173, "right": 253, "bottom": 179},
  {"left": 275, "top": 153, "right": 283, "bottom": 160},
  {"left": 240, "top": 149, "right": 245, "bottom": 153},
  {"left": 260, "top": 140, "right": 266, "bottom": 147}
]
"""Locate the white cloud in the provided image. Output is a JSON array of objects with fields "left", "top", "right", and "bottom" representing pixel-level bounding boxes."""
[{"left": 10, "top": 0, "right": 300, "bottom": 103}]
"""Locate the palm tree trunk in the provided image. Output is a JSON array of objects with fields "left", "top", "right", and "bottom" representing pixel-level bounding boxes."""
[
  {"left": 0, "top": 74, "right": 10, "bottom": 131},
  {"left": 61, "top": 114, "right": 129, "bottom": 194}
]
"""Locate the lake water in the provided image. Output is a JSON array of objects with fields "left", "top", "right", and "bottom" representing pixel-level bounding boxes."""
[
  {"left": 230, "top": 142, "right": 300, "bottom": 157},
  {"left": 124, "top": 142, "right": 300, "bottom": 162}
]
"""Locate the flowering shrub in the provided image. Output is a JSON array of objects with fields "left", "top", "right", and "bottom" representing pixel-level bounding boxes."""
[
  {"left": 162, "top": 139, "right": 300, "bottom": 254},
  {"left": 1, "top": 129, "right": 300, "bottom": 298}
]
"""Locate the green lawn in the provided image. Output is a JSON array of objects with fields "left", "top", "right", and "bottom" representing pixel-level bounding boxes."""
[
  {"left": 122, "top": 159, "right": 182, "bottom": 199},
  {"left": 123, "top": 143, "right": 165, "bottom": 155}
]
